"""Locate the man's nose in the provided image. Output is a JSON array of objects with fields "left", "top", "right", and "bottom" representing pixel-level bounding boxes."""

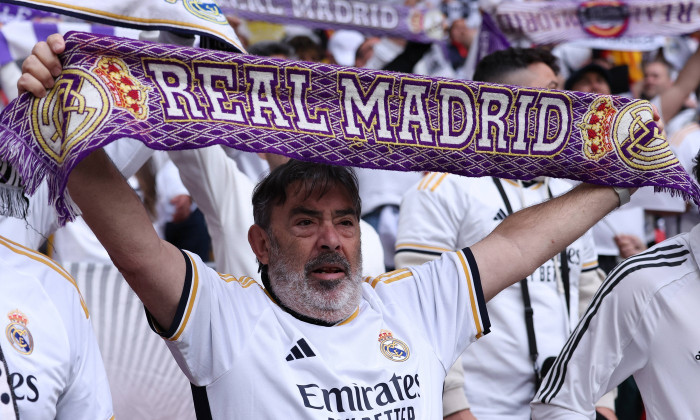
[{"left": 318, "top": 222, "right": 341, "bottom": 251}]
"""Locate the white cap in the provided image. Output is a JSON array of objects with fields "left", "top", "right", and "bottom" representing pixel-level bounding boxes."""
[
  {"left": 283, "top": 25, "right": 321, "bottom": 45},
  {"left": 328, "top": 30, "right": 365, "bottom": 67}
]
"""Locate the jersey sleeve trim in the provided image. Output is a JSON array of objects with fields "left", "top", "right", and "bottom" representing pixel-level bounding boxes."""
[
  {"left": 459, "top": 247, "right": 490, "bottom": 339},
  {"left": 581, "top": 260, "right": 599, "bottom": 272},
  {"left": 0, "top": 235, "right": 89, "bottom": 318},
  {"left": 146, "top": 250, "right": 198, "bottom": 341},
  {"left": 395, "top": 242, "right": 451, "bottom": 256}
]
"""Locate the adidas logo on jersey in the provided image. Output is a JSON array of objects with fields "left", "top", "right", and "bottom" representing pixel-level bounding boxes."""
[
  {"left": 493, "top": 209, "right": 508, "bottom": 221},
  {"left": 286, "top": 338, "right": 316, "bottom": 361}
]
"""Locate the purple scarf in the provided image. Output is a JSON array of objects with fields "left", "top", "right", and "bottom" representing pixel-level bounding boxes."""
[
  {"left": 0, "top": 32, "right": 698, "bottom": 223},
  {"left": 218, "top": 0, "right": 447, "bottom": 43},
  {"left": 488, "top": 0, "right": 700, "bottom": 45}
]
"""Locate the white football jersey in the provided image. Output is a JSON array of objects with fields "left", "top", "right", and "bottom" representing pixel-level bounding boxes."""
[
  {"left": 396, "top": 174, "right": 598, "bottom": 419},
  {"left": 147, "top": 249, "right": 490, "bottom": 418},
  {"left": 533, "top": 225, "right": 700, "bottom": 420},
  {"left": 0, "top": 235, "right": 113, "bottom": 420}
]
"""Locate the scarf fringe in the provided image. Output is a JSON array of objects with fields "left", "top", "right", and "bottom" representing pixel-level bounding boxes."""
[
  {"left": 655, "top": 185, "right": 700, "bottom": 208},
  {"left": 0, "top": 123, "right": 81, "bottom": 224},
  {"left": 0, "top": 184, "right": 28, "bottom": 219}
]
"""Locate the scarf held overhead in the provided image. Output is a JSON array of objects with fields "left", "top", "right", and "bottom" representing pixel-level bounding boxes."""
[
  {"left": 217, "top": 0, "right": 446, "bottom": 43},
  {"left": 2, "top": 0, "right": 244, "bottom": 52},
  {"left": 0, "top": 31, "right": 698, "bottom": 223},
  {"left": 487, "top": 0, "right": 700, "bottom": 45}
]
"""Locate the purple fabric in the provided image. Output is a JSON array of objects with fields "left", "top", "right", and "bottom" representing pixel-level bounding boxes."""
[
  {"left": 88, "top": 24, "right": 115, "bottom": 36},
  {"left": 0, "top": 31, "right": 698, "bottom": 223},
  {"left": 489, "top": 0, "right": 700, "bottom": 45},
  {"left": 0, "top": 32, "right": 12, "bottom": 66},
  {"left": 0, "top": 4, "right": 59, "bottom": 23},
  {"left": 475, "top": 12, "right": 511, "bottom": 65},
  {"left": 33, "top": 22, "right": 59, "bottom": 44},
  {"left": 218, "top": 0, "right": 447, "bottom": 42}
]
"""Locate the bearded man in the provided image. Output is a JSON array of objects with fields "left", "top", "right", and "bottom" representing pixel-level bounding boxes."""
[{"left": 18, "top": 34, "right": 629, "bottom": 419}]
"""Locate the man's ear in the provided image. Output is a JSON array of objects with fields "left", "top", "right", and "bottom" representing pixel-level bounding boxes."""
[{"left": 248, "top": 225, "right": 271, "bottom": 265}]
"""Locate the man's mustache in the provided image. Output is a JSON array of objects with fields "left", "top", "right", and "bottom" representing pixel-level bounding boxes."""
[{"left": 305, "top": 252, "right": 351, "bottom": 275}]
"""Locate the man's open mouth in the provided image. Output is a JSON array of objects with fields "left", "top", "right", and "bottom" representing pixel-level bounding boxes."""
[
  {"left": 306, "top": 253, "right": 351, "bottom": 278},
  {"left": 311, "top": 265, "right": 345, "bottom": 274}
]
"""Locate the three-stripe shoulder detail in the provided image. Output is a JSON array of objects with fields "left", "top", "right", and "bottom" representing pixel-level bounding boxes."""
[
  {"left": 416, "top": 172, "right": 448, "bottom": 191},
  {"left": 0, "top": 236, "right": 89, "bottom": 318},
  {"left": 218, "top": 273, "right": 261, "bottom": 289},
  {"left": 536, "top": 243, "right": 689, "bottom": 403},
  {"left": 365, "top": 269, "right": 413, "bottom": 289}
]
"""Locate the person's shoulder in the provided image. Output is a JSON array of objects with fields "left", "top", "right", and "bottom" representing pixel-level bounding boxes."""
[
  {"left": 363, "top": 268, "right": 416, "bottom": 290},
  {"left": 0, "top": 235, "right": 90, "bottom": 318},
  {"left": 0, "top": 235, "right": 77, "bottom": 288},
  {"left": 405, "top": 173, "right": 492, "bottom": 198},
  {"left": 605, "top": 233, "right": 695, "bottom": 300}
]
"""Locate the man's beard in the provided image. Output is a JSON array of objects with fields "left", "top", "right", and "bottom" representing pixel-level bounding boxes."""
[{"left": 267, "top": 237, "right": 363, "bottom": 324}]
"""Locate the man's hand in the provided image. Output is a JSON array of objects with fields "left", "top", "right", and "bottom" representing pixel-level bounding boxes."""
[
  {"left": 614, "top": 234, "right": 646, "bottom": 258},
  {"left": 596, "top": 406, "right": 618, "bottom": 420},
  {"left": 17, "top": 33, "right": 65, "bottom": 97},
  {"left": 651, "top": 103, "right": 666, "bottom": 139},
  {"left": 170, "top": 194, "right": 193, "bottom": 223}
]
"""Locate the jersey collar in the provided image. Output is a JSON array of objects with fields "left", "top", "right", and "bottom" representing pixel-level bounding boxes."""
[{"left": 261, "top": 267, "right": 359, "bottom": 327}]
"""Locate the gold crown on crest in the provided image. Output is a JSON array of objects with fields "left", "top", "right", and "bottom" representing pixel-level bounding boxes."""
[
  {"left": 578, "top": 96, "right": 617, "bottom": 161},
  {"left": 7, "top": 310, "right": 28, "bottom": 326},
  {"left": 93, "top": 56, "right": 149, "bottom": 120},
  {"left": 378, "top": 329, "right": 394, "bottom": 342}
]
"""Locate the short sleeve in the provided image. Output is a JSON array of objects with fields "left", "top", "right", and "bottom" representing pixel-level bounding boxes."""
[{"left": 146, "top": 250, "right": 269, "bottom": 386}]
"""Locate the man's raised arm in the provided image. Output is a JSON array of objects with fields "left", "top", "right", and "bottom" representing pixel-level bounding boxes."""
[
  {"left": 659, "top": 46, "right": 700, "bottom": 122},
  {"left": 66, "top": 149, "right": 185, "bottom": 329},
  {"left": 21, "top": 34, "right": 185, "bottom": 330},
  {"left": 472, "top": 184, "right": 621, "bottom": 301}
]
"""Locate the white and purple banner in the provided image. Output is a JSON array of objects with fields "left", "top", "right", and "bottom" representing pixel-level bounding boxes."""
[
  {"left": 0, "top": 3, "right": 58, "bottom": 23},
  {"left": 1, "top": 0, "right": 244, "bottom": 52},
  {"left": 0, "top": 21, "right": 140, "bottom": 67},
  {"left": 486, "top": 0, "right": 700, "bottom": 47},
  {"left": 218, "top": 0, "right": 447, "bottom": 42}
]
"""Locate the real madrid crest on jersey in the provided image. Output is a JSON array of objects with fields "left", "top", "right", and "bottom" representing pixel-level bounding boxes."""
[
  {"left": 164, "top": 0, "right": 230, "bottom": 25},
  {"left": 378, "top": 329, "right": 409, "bottom": 362},
  {"left": 5, "top": 310, "right": 33, "bottom": 355}
]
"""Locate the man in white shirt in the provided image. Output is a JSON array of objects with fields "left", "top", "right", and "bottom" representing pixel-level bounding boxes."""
[
  {"left": 19, "top": 33, "right": 631, "bottom": 419},
  {"left": 0, "top": 234, "right": 113, "bottom": 419},
  {"left": 531, "top": 151, "right": 700, "bottom": 420}
]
